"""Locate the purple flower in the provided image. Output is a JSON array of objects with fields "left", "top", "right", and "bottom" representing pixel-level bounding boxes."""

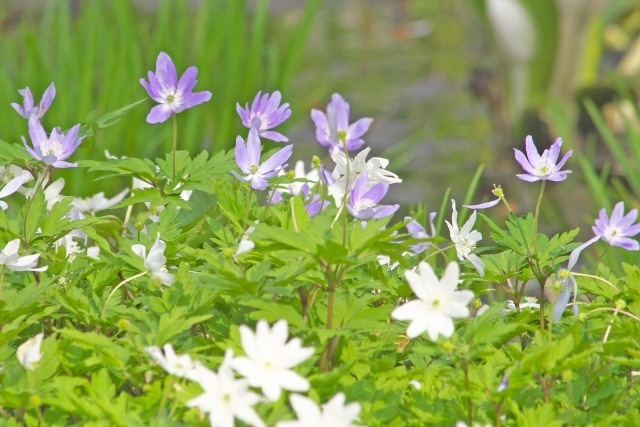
[
  {"left": 269, "top": 161, "right": 329, "bottom": 217},
  {"left": 347, "top": 173, "right": 399, "bottom": 220},
  {"left": 514, "top": 135, "right": 572, "bottom": 182},
  {"left": 232, "top": 129, "right": 293, "bottom": 190},
  {"left": 236, "top": 91, "right": 291, "bottom": 142},
  {"left": 22, "top": 117, "right": 84, "bottom": 168},
  {"left": 593, "top": 202, "right": 640, "bottom": 251},
  {"left": 554, "top": 201, "right": 639, "bottom": 320},
  {"left": 405, "top": 213, "right": 436, "bottom": 254},
  {"left": 140, "top": 52, "right": 212, "bottom": 124},
  {"left": 11, "top": 83, "right": 56, "bottom": 120},
  {"left": 311, "top": 93, "right": 373, "bottom": 153},
  {"left": 552, "top": 235, "right": 599, "bottom": 321}
]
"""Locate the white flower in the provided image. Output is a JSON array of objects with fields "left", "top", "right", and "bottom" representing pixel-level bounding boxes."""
[
  {"left": 72, "top": 188, "right": 129, "bottom": 213},
  {"left": 187, "top": 350, "right": 265, "bottom": 427},
  {"left": 445, "top": 200, "right": 485, "bottom": 276},
  {"left": 231, "top": 320, "right": 314, "bottom": 401},
  {"left": 392, "top": 262, "right": 474, "bottom": 340},
  {"left": 0, "top": 239, "right": 47, "bottom": 272},
  {"left": 234, "top": 226, "right": 256, "bottom": 257},
  {"left": 505, "top": 296, "right": 540, "bottom": 312},
  {"left": 330, "top": 148, "right": 401, "bottom": 206},
  {"left": 17, "top": 333, "right": 44, "bottom": 370},
  {"left": 21, "top": 177, "right": 66, "bottom": 211},
  {"left": 55, "top": 233, "right": 99, "bottom": 261},
  {"left": 0, "top": 167, "right": 32, "bottom": 210},
  {"left": 276, "top": 393, "right": 363, "bottom": 427},
  {"left": 456, "top": 422, "right": 493, "bottom": 427},
  {"left": 145, "top": 343, "right": 195, "bottom": 378},
  {"left": 377, "top": 255, "right": 399, "bottom": 271},
  {"left": 131, "top": 233, "right": 174, "bottom": 286}
]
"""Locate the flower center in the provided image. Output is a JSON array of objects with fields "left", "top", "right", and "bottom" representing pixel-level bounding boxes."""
[
  {"left": 250, "top": 164, "right": 260, "bottom": 174},
  {"left": 251, "top": 114, "right": 269, "bottom": 130},
  {"left": 356, "top": 198, "right": 376, "bottom": 211},
  {"left": 535, "top": 161, "right": 555, "bottom": 177},
  {"left": 163, "top": 89, "right": 184, "bottom": 109},
  {"left": 338, "top": 130, "right": 347, "bottom": 142},
  {"left": 457, "top": 237, "right": 476, "bottom": 256},
  {"left": 40, "top": 140, "right": 64, "bottom": 164},
  {"left": 432, "top": 299, "right": 441, "bottom": 308},
  {"left": 603, "top": 226, "right": 621, "bottom": 241}
]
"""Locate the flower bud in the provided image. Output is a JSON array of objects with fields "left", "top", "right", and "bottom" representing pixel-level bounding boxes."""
[
  {"left": 117, "top": 319, "right": 131, "bottom": 330},
  {"left": 492, "top": 185, "right": 505, "bottom": 199},
  {"left": 442, "top": 340, "right": 455, "bottom": 353},
  {"left": 312, "top": 155, "right": 322, "bottom": 168},
  {"left": 552, "top": 280, "right": 564, "bottom": 292}
]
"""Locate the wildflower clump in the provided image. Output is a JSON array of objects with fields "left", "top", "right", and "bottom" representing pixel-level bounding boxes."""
[{"left": 1, "top": 47, "right": 639, "bottom": 427}]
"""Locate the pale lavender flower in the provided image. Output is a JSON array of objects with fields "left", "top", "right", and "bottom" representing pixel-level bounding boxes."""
[
  {"left": 311, "top": 93, "right": 373, "bottom": 153},
  {"left": 555, "top": 202, "right": 640, "bottom": 320},
  {"left": 497, "top": 372, "right": 509, "bottom": 393},
  {"left": 269, "top": 161, "right": 329, "bottom": 217},
  {"left": 405, "top": 213, "right": 436, "bottom": 254},
  {"left": 464, "top": 185, "right": 506, "bottom": 210},
  {"left": 11, "top": 83, "right": 56, "bottom": 120},
  {"left": 552, "top": 235, "right": 599, "bottom": 321},
  {"left": 593, "top": 201, "right": 640, "bottom": 251},
  {"left": 237, "top": 91, "right": 291, "bottom": 142},
  {"left": 22, "top": 118, "right": 84, "bottom": 168},
  {"left": 232, "top": 129, "right": 293, "bottom": 190},
  {"left": 347, "top": 173, "right": 399, "bottom": 220},
  {"left": 140, "top": 52, "right": 212, "bottom": 124},
  {"left": 514, "top": 135, "right": 572, "bottom": 182}
]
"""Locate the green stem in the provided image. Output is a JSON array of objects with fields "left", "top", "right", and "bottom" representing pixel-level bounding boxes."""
[
  {"left": 290, "top": 198, "right": 299, "bottom": 232},
  {"left": 533, "top": 181, "right": 546, "bottom": 329},
  {"left": 421, "top": 243, "right": 455, "bottom": 264},
  {"left": 341, "top": 145, "right": 351, "bottom": 246},
  {"left": 260, "top": 175, "right": 287, "bottom": 222},
  {"left": 172, "top": 113, "right": 178, "bottom": 180},
  {"left": 463, "top": 359, "right": 473, "bottom": 425},
  {"left": 320, "top": 263, "right": 340, "bottom": 372},
  {"left": 571, "top": 272, "right": 620, "bottom": 292},
  {"left": 532, "top": 181, "right": 545, "bottom": 269},
  {"left": 155, "top": 376, "right": 174, "bottom": 422},
  {"left": 243, "top": 187, "right": 254, "bottom": 228},
  {"left": 101, "top": 271, "right": 148, "bottom": 319}
]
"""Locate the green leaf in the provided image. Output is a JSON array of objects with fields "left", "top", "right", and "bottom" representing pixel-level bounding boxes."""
[{"left": 22, "top": 188, "right": 46, "bottom": 243}]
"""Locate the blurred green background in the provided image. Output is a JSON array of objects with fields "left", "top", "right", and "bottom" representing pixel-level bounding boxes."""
[{"left": 2, "top": 0, "right": 640, "bottom": 266}]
